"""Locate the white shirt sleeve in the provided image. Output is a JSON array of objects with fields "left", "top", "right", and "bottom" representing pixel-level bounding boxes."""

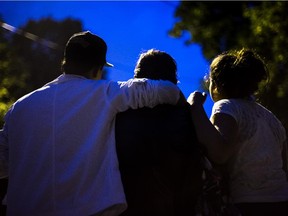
[
  {"left": 211, "top": 99, "right": 238, "bottom": 122},
  {"left": 108, "top": 78, "right": 180, "bottom": 112}
]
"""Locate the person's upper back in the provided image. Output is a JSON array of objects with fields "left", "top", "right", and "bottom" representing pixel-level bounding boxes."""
[
  {"left": 212, "top": 98, "right": 286, "bottom": 146},
  {"left": 4, "top": 74, "right": 180, "bottom": 216},
  {"left": 115, "top": 48, "right": 203, "bottom": 215},
  {"left": 212, "top": 98, "right": 288, "bottom": 203},
  {"left": 116, "top": 103, "right": 202, "bottom": 216}
]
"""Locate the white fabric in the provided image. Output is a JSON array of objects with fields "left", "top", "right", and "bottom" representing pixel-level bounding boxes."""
[
  {"left": 212, "top": 98, "right": 288, "bottom": 203},
  {"left": 0, "top": 74, "right": 180, "bottom": 216}
]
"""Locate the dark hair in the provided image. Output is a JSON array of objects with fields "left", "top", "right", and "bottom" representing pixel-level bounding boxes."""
[
  {"left": 209, "top": 48, "right": 269, "bottom": 98},
  {"left": 134, "top": 49, "right": 178, "bottom": 84},
  {"left": 62, "top": 31, "right": 109, "bottom": 75}
]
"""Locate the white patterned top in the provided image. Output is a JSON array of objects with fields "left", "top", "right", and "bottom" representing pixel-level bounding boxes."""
[{"left": 212, "top": 98, "right": 288, "bottom": 203}]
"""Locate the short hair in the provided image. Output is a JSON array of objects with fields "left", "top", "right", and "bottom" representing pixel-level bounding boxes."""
[
  {"left": 134, "top": 49, "right": 178, "bottom": 84},
  {"left": 209, "top": 48, "right": 269, "bottom": 98}
]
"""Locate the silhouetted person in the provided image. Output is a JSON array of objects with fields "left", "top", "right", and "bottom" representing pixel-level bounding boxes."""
[
  {"left": 0, "top": 32, "right": 181, "bottom": 216},
  {"left": 116, "top": 49, "right": 202, "bottom": 216},
  {"left": 188, "top": 48, "right": 288, "bottom": 216}
]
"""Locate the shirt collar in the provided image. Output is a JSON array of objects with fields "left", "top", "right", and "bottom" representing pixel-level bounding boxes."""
[{"left": 44, "top": 73, "right": 87, "bottom": 86}]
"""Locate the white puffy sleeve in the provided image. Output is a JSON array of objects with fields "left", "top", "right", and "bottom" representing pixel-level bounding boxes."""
[{"left": 106, "top": 78, "right": 180, "bottom": 112}]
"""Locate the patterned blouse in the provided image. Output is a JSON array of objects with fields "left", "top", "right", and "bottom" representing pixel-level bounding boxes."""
[{"left": 212, "top": 98, "right": 288, "bottom": 203}]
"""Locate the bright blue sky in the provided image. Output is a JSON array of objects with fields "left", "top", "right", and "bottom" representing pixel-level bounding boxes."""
[{"left": 0, "top": 1, "right": 213, "bottom": 114}]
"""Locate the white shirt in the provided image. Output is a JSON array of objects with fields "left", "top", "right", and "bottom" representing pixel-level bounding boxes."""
[
  {"left": 212, "top": 98, "right": 288, "bottom": 203},
  {"left": 0, "top": 74, "right": 180, "bottom": 216}
]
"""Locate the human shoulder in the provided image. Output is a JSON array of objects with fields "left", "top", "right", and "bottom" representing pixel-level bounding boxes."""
[
  {"left": 213, "top": 98, "right": 242, "bottom": 107},
  {"left": 212, "top": 98, "right": 250, "bottom": 124},
  {"left": 213, "top": 99, "right": 239, "bottom": 114}
]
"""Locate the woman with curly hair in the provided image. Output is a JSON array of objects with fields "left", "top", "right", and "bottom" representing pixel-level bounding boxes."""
[{"left": 188, "top": 48, "right": 288, "bottom": 216}]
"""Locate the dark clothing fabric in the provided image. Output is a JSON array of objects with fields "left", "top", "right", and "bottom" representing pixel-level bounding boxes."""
[
  {"left": 235, "top": 201, "right": 288, "bottom": 216},
  {"left": 0, "top": 178, "right": 7, "bottom": 216},
  {"left": 115, "top": 104, "right": 202, "bottom": 216}
]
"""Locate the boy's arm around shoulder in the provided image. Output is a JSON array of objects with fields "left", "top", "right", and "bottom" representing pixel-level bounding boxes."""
[{"left": 109, "top": 78, "right": 182, "bottom": 112}]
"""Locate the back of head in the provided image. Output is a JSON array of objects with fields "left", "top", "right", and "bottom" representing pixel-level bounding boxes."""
[
  {"left": 209, "top": 48, "right": 269, "bottom": 98},
  {"left": 134, "top": 49, "right": 178, "bottom": 84},
  {"left": 62, "top": 31, "right": 112, "bottom": 76}
]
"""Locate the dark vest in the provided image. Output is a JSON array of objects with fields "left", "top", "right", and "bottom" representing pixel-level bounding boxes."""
[{"left": 115, "top": 104, "right": 202, "bottom": 216}]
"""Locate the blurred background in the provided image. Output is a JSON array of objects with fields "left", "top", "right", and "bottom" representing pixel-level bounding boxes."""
[
  {"left": 1, "top": 1, "right": 288, "bottom": 214},
  {"left": 1, "top": 1, "right": 288, "bottom": 129}
]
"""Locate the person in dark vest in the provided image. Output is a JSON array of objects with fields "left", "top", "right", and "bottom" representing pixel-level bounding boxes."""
[{"left": 116, "top": 49, "right": 202, "bottom": 216}]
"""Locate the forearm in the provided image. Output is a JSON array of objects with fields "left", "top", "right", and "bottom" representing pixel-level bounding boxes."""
[
  {"left": 190, "top": 104, "right": 227, "bottom": 164},
  {"left": 116, "top": 78, "right": 180, "bottom": 111}
]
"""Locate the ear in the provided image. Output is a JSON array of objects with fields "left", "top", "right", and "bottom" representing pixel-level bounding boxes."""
[
  {"left": 210, "top": 82, "right": 223, "bottom": 102},
  {"left": 212, "top": 85, "right": 219, "bottom": 94},
  {"left": 87, "top": 65, "right": 101, "bottom": 79},
  {"left": 93, "top": 67, "right": 103, "bottom": 80}
]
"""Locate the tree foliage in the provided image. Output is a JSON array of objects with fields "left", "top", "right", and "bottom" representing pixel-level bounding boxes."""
[
  {"left": 0, "top": 17, "right": 83, "bottom": 124},
  {"left": 170, "top": 1, "right": 288, "bottom": 129},
  {"left": 10, "top": 17, "right": 84, "bottom": 91},
  {"left": 0, "top": 31, "right": 28, "bottom": 122}
]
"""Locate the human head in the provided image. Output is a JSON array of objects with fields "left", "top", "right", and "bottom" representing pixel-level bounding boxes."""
[
  {"left": 134, "top": 49, "right": 178, "bottom": 84},
  {"left": 62, "top": 31, "right": 113, "bottom": 78},
  {"left": 208, "top": 48, "right": 269, "bottom": 101}
]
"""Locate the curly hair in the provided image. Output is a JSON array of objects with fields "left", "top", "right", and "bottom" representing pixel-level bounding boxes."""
[{"left": 209, "top": 48, "right": 269, "bottom": 98}]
